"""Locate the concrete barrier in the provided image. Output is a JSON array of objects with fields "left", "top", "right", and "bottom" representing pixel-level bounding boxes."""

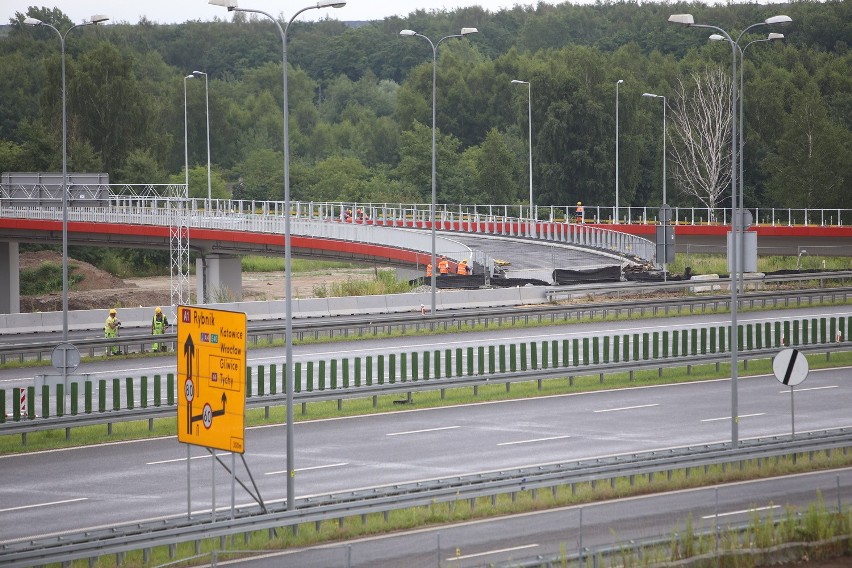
[
  {"left": 689, "top": 274, "right": 721, "bottom": 293},
  {"left": 0, "top": 287, "right": 550, "bottom": 335}
]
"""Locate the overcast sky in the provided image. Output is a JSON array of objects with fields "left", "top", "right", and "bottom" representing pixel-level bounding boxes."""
[{"left": 38, "top": 1, "right": 536, "bottom": 25}]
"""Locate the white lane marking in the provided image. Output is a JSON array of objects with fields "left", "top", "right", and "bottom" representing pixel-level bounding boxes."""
[
  {"left": 265, "top": 463, "right": 348, "bottom": 476},
  {"left": 701, "top": 413, "right": 765, "bottom": 423},
  {"left": 594, "top": 404, "right": 659, "bottom": 413},
  {"left": 0, "top": 497, "right": 88, "bottom": 513},
  {"left": 147, "top": 453, "right": 230, "bottom": 466},
  {"left": 449, "top": 544, "right": 539, "bottom": 561},
  {"left": 387, "top": 426, "right": 459, "bottom": 436},
  {"left": 778, "top": 385, "right": 838, "bottom": 394},
  {"left": 702, "top": 505, "right": 780, "bottom": 519},
  {"left": 498, "top": 435, "right": 571, "bottom": 446}
]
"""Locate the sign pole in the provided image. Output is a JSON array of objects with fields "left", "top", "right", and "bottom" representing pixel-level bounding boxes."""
[
  {"left": 211, "top": 450, "right": 216, "bottom": 523},
  {"left": 187, "top": 445, "right": 191, "bottom": 519},
  {"left": 232, "top": 453, "right": 236, "bottom": 519},
  {"left": 772, "top": 347, "right": 808, "bottom": 441},
  {"left": 790, "top": 385, "right": 795, "bottom": 439}
]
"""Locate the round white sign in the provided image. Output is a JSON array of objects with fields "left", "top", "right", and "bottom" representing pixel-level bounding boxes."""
[{"left": 772, "top": 348, "right": 809, "bottom": 386}]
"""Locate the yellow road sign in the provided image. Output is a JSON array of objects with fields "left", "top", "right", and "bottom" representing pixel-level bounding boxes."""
[{"left": 177, "top": 306, "right": 247, "bottom": 453}]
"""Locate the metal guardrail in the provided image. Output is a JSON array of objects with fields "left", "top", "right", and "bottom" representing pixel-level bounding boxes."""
[
  {"left": 2, "top": 343, "right": 849, "bottom": 438},
  {"left": 2, "top": 276, "right": 851, "bottom": 364},
  {"left": 1, "top": 428, "right": 849, "bottom": 567}
]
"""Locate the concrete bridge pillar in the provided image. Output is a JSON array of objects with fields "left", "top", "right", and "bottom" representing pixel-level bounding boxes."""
[
  {"left": 196, "top": 254, "right": 242, "bottom": 304},
  {"left": 0, "top": 241, "right": 20, "bottom": 314}
]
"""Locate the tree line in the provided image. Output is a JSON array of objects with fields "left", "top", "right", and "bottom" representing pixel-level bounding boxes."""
[{"left": 1, "top": 1, "right": 849, "bottom": 215}]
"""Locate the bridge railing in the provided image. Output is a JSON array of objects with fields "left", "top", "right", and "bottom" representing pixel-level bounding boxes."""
[
  {"left": 2, "top": 182, "right": 848, "bottom": 228},
  {"left": 170, "top": 198, "right": 658, "bottom": 264},
  {"left": 1, "top": 193, "right": 658, "bottom": 266}
]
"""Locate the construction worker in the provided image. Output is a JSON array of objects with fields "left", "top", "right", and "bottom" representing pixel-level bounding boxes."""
[
  {"left": 151, "top": 306, "right": 169, "bottom": 352},
  {"left": 575, "top": 201, "right": 585, "bottom": 223},
  {"left": 457, "top": 259, "right": 469, "bottom": 275},
  {"left": 425, "top": 263, "right": 433, "bottom": 278},
  {"left": 438, "top": 256, "right": 449, "bottom": 276},
  {"left": 105, "top": 308, "right": 121, "bottom": 356}
]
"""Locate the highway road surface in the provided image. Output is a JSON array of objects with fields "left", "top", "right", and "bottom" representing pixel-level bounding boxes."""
[{"left": 1, "top": 365, "right": 849, "bottom": 546}]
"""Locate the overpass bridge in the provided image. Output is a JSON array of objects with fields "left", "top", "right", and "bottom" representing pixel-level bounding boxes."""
[
  {"left": 0, "top": 184, "right": 849, "bottom": 314},
  {"left": 0, "top": 188, "right": 652, "bottom": 314}
]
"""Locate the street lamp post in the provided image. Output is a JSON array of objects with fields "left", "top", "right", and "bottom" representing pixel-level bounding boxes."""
[
  {"left": 711, "top": 25, "right": 787, "bottom": 293},
  {"left": 642, "top": 92, "right": 668, "bottom": 281},
  {"left": 615, "top": 79, "right": 623, "bottom": 224},
  {"left": 209, "top": 0, "right": 345, "bottom": 512},
  {"left": 511, "top": 79, "right": 533, "bottom": 237},
  {"left": 183, "top": 74, "right": 193, "bottom": 197},
  {"left": 641, "top": 93, "right": 666, "bottom": 206},
  {"left": 670, "top": 12, "right": 740, "bottom": 448},
  {"left": 191, "top": 70, "right": 213, "bottom": 209},
  {"left": 668, "top": 13, "right": 790, "bottom": 449},
  {"left": 399, "top": 27, "right": 478, "bottom": 314},
  {"left": 24, "top": 13, "right": 109, "bottom": 347}
]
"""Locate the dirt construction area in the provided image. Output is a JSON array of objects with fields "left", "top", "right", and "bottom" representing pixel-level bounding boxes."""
[{"left": 19, "top": 251, "right": 380, "bottom": 313}]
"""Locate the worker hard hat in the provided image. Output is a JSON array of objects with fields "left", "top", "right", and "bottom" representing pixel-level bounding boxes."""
[
  {"left": 109, "top": 309, "right": 117, "bottom": 315},
  {"left": 577, "top": 201, "right": 582, "bottom": 205},
  {"left": 155, "top": 307, "right": 162, "bottom": 314}
]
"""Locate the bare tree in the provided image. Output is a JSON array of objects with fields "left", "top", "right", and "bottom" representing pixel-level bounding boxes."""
[{"left": 668, "top": 67, "right": 732, "bottom": 217}]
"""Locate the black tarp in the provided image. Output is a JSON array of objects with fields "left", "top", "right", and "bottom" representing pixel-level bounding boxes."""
[
  {"left": 490, "top": 277, "right": 550, "bottom": 288},
  {"left": 552, "top": 265, "right": 622, "bottom": 285}
]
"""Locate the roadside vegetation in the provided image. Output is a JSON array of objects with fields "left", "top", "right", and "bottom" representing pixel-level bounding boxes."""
[
  {"left": 312, "top": 268, "right": 414, "bottom": 297},
  {"left": 240, "top": 256, "right": 360, "bottom": 273},
  {"left": 19, "top": 262, "right": 83, "bottom": 294},
  {"left": 669, "top": 253, "right": 851, "bottom": 277}
]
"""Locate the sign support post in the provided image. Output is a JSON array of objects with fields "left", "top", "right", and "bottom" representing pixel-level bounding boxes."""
[
  {"left": 772, "top": 348, "right": 809, "bottom": 440},
  {"left": 790, "top": 386, "right": 795, "bottom": 439}
]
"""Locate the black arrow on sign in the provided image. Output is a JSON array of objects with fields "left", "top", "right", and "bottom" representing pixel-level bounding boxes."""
[
  {"left": 212, "top": 393, "right": 227, "bottom": 418},
  {"left": 190, "top": 393, "right": 227, "bottom": 426},
  {"left": 183, "top": 334, "right": 195, "bottom": 383}
]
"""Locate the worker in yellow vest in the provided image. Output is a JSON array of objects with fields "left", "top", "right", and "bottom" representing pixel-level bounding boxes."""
[
  {"left": 151, "top": 307, "right": 169, "bottom": 352},
  {"left": 105, "top": 308, "right": 121, "bottom": 356}
]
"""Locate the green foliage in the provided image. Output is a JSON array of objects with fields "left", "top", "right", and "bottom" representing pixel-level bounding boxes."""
[
  {"left": 116, "top": 149, "right": 169, "bottom": 184},
  {"left": 20, "top": 262, "right": 82, "bottom": 295},
  {"left": 4, "top": 2, "right": 849, "bottom": 211},
  {"left": 313, "top": 269, "right": 413, "bottom": 298},
  {"left": 168, "top": 165, "right": 230, "bottom": 200},
  {"left": 237, "top": 148, "right": 283, "bottom": 201},
  {"left": 240, "top": 256, "right": 358, "bottom": 272},
  {"left": 669, "top": 253, "right": 851, "bottom": 276}
]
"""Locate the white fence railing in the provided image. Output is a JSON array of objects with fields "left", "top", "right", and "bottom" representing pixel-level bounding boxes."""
[{"left": 0, "top": 191, "right": 660, "bottom": 266}]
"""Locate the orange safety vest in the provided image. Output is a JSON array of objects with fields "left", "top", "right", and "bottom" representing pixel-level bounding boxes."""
[
  {"left": 438, "top": 259, "right": 449, "bottom": 274},
  {"left": 426, "top": 264, "right": 433, "bottom": 277},
  {"left": 457, "top": 262, "right": 468, "bottom": 275}
]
